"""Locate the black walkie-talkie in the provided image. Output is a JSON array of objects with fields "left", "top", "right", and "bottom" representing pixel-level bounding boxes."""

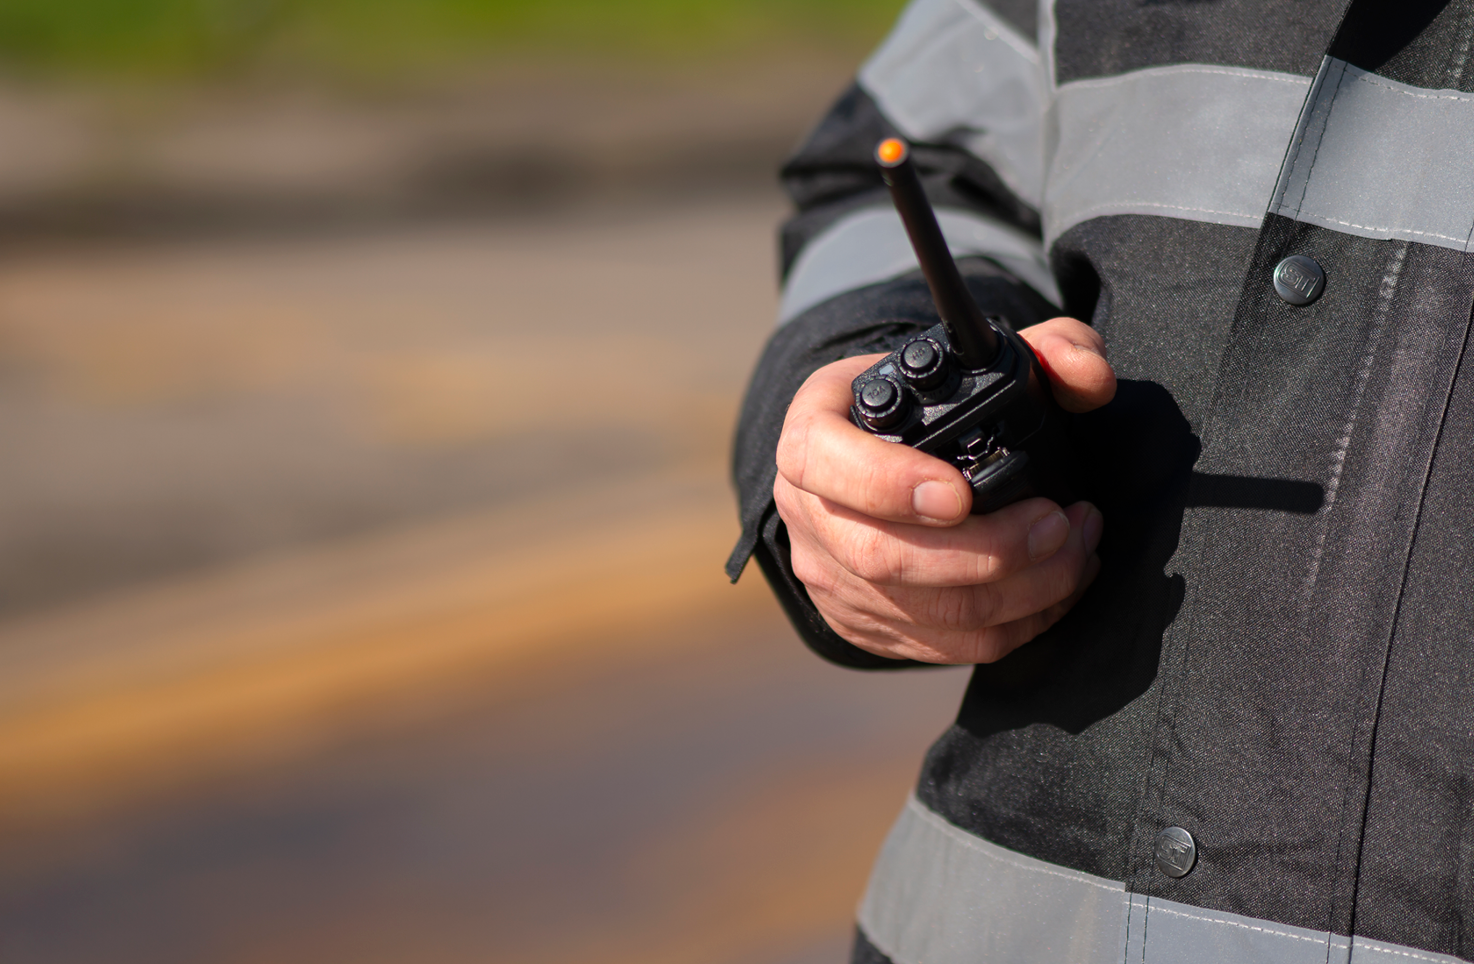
[{"left": 850, "top": 138, "right": 1077, "bottom": 515}]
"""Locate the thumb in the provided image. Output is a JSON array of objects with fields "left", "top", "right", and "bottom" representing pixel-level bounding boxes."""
[{"left": 778, "top": 355, "right": 973, "bottom": 525}]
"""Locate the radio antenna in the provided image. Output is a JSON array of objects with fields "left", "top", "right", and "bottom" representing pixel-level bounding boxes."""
[{"left": 876, "top": 137, "right": 1000, "bottom": 369}]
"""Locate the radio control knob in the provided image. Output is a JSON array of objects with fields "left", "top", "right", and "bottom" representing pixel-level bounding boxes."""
[
  {"left": 899, "top": 337, "right": 949, "bottom": 390},
  {"left": 855, "top": 376, "right": 909, "bottom": 430}
]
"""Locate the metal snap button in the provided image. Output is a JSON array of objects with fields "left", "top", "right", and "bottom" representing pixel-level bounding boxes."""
[
  {"left": 1273, "top": 255, "right": 1326, "bottom": 306},
  {"left": 1155, "top": 827, "right": 1197, "bottom": 878}
]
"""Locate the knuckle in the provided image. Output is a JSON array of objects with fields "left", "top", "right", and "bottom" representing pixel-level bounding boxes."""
[
  {"left": 790, "top": 546, "right": 838, "bottom": 596},
  {"left": 925, "top": 588, "right": 997, "bottom": 632},
  {"left": 772, "top": 475, "right": 802, "bottom": 523},
  {"left": 839, "top": 526, "right": 901, "bottom": 584},
  {"left": 965, "top": 587, "right": 1002, "bottom": 628},
  {"left": 775, "top": 412, "right": 815, "bottom": 488}
]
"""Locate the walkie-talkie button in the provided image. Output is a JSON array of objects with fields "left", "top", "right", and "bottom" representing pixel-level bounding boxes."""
[
  {"left": 860, "top": 378, "right": 897, "bottom": 410},
  {"left": 902, "top": 340, "right": 938, "bottom": 373},
  {"left": 1273, "top": 255, "right": 1325, "bottom": 306},
  {"left": 855, "top": 376, "right": 909, "bottom": 430},
  {"left": 898, "top": 338, "right": 949, "bottom": 390}
]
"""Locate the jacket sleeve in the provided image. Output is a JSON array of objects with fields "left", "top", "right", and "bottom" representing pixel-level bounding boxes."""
[{"left": 726, "top": 0, "right": 1062, "bottom": 669}]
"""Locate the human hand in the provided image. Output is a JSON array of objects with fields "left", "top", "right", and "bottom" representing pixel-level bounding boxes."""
[{"left": 773, "top": 317, "right": 1116, "bottom": 664}]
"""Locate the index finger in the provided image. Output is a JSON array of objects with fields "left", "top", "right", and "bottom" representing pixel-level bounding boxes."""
[{"left": 1021, "top": 317, "right": 1117, "bottom": 413}]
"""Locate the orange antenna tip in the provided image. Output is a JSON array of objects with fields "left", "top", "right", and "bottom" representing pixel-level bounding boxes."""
[{"left": 877, "top": 138, "right": 908, "bottom": 166}]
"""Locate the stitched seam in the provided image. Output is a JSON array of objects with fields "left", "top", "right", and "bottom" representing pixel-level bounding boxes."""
[
  {"left": 1140, "top": 896, "right": 1150, "bottom": 964},
  {"left": 906, "top": 797, "right": 1124, "bottom": 894},
  {"left": 1061, "top": 200, "right": 1261, "bottom": 223},
  {"left": 1289, "top": 213, "right": 1470, "bottom": 244},
  {"left": 1303, "top": 246, "right": 1406, "bottom": 598},
  {"left": 1061, "top": 65, "right": 1309, "bottom": 93},
  {"left": 1273, "top": 60, "right": 1324, "bottom": 220},
  {"left": 1144, "top": 904, "right": 1331, "bottom": 945},
  {"left": 1289, "top": 60, "right": 1344, "bottom": 219},
  {"left": 1347, "top": 71, "right": 1474, "bottom": 102},
  {"left": 1124, "top": 894, "right": 1134, "bottom": 964}
]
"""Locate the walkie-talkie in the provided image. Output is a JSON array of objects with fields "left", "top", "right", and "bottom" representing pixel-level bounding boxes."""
[{"left": 850, "top": 138, "right": 1077, "bottom": 515}]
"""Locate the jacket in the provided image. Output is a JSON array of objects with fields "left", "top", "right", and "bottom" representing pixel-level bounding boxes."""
[{"left": 727, "top": 0, "right": 1474, "bottom": 962}]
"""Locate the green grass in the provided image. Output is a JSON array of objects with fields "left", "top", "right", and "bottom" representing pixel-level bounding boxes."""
[{"left": 0, "top": 0, "right": 908, "bottom": 80}]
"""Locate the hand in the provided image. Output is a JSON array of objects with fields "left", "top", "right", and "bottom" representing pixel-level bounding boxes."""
[{"left": 773, "top": 317, "right": 1116, "bottom": 664}]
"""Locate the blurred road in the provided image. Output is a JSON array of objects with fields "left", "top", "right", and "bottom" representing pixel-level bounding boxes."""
[
  {"left": 0, "top": 588, "right": 966, "bottom": 964},
  {"left": 0, "top": 192, "right": 970, "bottom": 964},
  {"left": 0, "top": 197, "right": 779, "bottom": 615}
]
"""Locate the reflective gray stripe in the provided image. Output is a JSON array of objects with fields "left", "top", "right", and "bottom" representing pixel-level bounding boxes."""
[
  {"left": 860, "top": 0, "right": 1045, "bottom": 208},
  {"left": 859, "top": 795, "right": 1471, "bottom": 964},
  {"left": 860, "top": 795, "right": 1126, "bottom": 963},
  {"left": 1044, "top": 64, "right": 1311, "bottom": 247},
  {"left": 855, "top": 15, "right": 1474, "bottom": 255},
  {"left": 1272, "top": 57, "right": 1474, "bottom": 252},
  {"left": 778, "top": 206, "right": 1060, "bottom": 325}
]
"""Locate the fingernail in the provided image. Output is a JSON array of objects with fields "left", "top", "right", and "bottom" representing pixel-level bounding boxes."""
[
  {"left": 1072, "top": 340, "right": 1107, "bottom": 360},
  {"left": 1028, "top": 510, "right": 1070, "bottom": 562},
  {"left": 1083, "top": 507, "right": 1104, "bottom": 553},
  {"left": 913, "top": 480, "right": 963, "bottom": 521}
]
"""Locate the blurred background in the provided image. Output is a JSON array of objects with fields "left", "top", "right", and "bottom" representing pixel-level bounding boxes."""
[{"left": 0, "top": 4, "right": 972, "bottom": 962}]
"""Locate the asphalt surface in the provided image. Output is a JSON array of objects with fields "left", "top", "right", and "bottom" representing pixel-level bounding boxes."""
[{"left": 0, "top": 193, "right": 972, "bottom": 964}]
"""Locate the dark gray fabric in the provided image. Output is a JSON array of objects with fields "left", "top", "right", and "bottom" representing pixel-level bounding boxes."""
[
  {"left": 1354, "top": 311, "right": 1474, "bottom": 955},
  {"left": 989, "top": 0, "right": 1036, "bottom": 40},
  {"left": 1331, "top": 0, "right": 1464, "bottom": 83},
  {"left": 851, "top": 927, "right": 894, "bottom": 964},
  {"left": 1052, "top": 0, "right": 1346, "bottom": 84},
  {"left": 919, "top": 214, "right": 1258, "bottom": 880},
  {"left": 914, "top": 212, "right": 1474, "bottom": 940}
]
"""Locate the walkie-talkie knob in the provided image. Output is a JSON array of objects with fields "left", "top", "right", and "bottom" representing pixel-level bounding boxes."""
[
  {"left": 899, "top": 337, "right": 949, "bottom": 390},
  {"left": 855, "top": 376, "right": 909, "bottom": 430}
]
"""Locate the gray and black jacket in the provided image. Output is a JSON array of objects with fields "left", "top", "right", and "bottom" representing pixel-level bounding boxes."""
[{"left": 727, "top": 0, "right": 1474, "bottom": 961}]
